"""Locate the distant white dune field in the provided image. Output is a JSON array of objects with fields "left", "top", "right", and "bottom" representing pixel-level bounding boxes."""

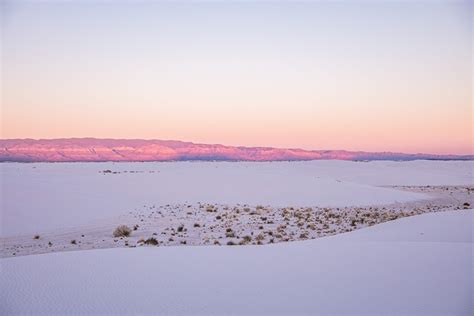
[
  {"left": 1, "top": 160, "right": 472, "bottom": 237},
  {"left": 1, "top": 210, "right": 472, "bottom": 315}
]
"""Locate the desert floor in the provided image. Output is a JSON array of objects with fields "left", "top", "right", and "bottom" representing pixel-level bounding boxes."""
[{"left": 0, "top": 160, "right": 472, "bottom": 315}]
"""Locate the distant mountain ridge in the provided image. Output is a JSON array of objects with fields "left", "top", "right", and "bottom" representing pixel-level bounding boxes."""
[{"left": 0, "top": 138, "right": 472, "bottom": 162}]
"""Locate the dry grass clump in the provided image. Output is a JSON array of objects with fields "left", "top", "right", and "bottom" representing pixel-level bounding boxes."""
[
  {"left": 144, "top": 237, "right": 158, "bottom": 245},
  {"left": 113, "top": 225, "right": 132, "bottom": 237},
  {"left": 206, "top": 205, "right": 216, "bottom": 212},
  {"left": 239, "top": 235, "right": 252, "bottom": 245},
  {"left": 225, "top": 229, "right": 235, "bottom": 238}
]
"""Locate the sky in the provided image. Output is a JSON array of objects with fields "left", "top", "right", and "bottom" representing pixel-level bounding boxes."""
[{"left": 1, "top": 0, "right": 472, "bottom": 155}]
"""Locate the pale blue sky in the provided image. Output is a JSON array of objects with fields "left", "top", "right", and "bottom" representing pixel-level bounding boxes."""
[{"left": 1, "top": 0, "right": 472, "bottom": 154}]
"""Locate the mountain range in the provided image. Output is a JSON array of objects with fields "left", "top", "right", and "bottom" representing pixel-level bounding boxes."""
[{"left": 0, "top": 138, "right": 472, "bottom": 162}]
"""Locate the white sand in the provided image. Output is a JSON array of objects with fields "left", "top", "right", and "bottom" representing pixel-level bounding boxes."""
[
  {"left": 1, "top": 209, "right": 472, "bottom": 315},
  {"left": 1, "top": 160, "right": 472, "bottom": 314},
  {"left": 1, "top": 160, "right": 472, "bottom": 236}
]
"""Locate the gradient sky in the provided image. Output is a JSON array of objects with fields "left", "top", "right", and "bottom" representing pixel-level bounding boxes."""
[{"left": 1, "top": 0, "right": 472, "bottom": 154}]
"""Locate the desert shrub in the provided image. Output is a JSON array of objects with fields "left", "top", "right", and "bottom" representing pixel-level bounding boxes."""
[
  {"left": 216, "top": 215, "right": 222, "bottom": 220},
  {"left": 256, "top": 205, "right": 264, "bottom": 210},
  {"left": 70, "top": 239, "right": 77, "bottom": 245},
  {"left": 144, "top": 237, "right": 158, "bottom": 245},
  {"left": 113, "top": 225, "right": 132, "bottom": 237},
  {"left": 463, "top": 202, "right": 470, "bottom": 208},
  {"left": 243, "top": 207, "right": 250, "bottom": 212},
  {"left": 299, "top": 233, "right": 308, "bottom": 239},
  {"left": 133, "top": 224, "right": 139, "bottom": 231},
  {"left": 226, "top": 231, "right": 235, "bottom": 238},
  {"left": 177, "top": 224, "right": 184, "bottom": 232},
  {"left": 227, "top": 241, "right": 236, "bottom": 246},
  {"left": 48, "top": 241, "right": 52, "bottom": 247},
  {"left": 194, "top": 223, "right": 201, "bottom": 227},
  {"left": 181, "top": 240, "right": 187, "bottom": 245},
  {"left": 255, "top": 234, "right": 265, "bottom": 241},
  {"left": 33, "top": 235, "right": 40, "bottom": 240}
]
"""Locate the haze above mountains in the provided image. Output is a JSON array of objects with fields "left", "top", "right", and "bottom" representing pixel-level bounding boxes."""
[{"left": 0, "top": 138, "right": 471, "bottom": 162}]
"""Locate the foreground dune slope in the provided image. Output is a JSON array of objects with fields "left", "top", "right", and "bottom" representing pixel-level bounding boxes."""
[{"left": 1, "top": 210, "right": 472, "bottom": 315}]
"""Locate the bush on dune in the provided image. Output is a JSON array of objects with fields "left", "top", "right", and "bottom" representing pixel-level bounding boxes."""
[{"left": 113, "top": 225, "right": 132, "bottom": 237}]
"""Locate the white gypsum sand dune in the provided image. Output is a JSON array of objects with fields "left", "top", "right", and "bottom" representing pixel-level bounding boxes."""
[
  {"left": 1, "top": 160, "right": 472, "bottom": 237},
  {"left": 1, "top": 185, "right": 472, "bottom": 258},
  {"left": 1, "top": 210, "right": 472, "bottom": 316}
]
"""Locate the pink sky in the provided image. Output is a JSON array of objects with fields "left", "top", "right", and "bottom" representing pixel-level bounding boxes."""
[{"left": 1, "top": 1, "right": 472, "bottom": 155}]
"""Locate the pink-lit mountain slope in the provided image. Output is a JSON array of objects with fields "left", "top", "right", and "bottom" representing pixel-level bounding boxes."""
[{"left": 0, "top": 138, "right": 471, "bottom": 162}]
